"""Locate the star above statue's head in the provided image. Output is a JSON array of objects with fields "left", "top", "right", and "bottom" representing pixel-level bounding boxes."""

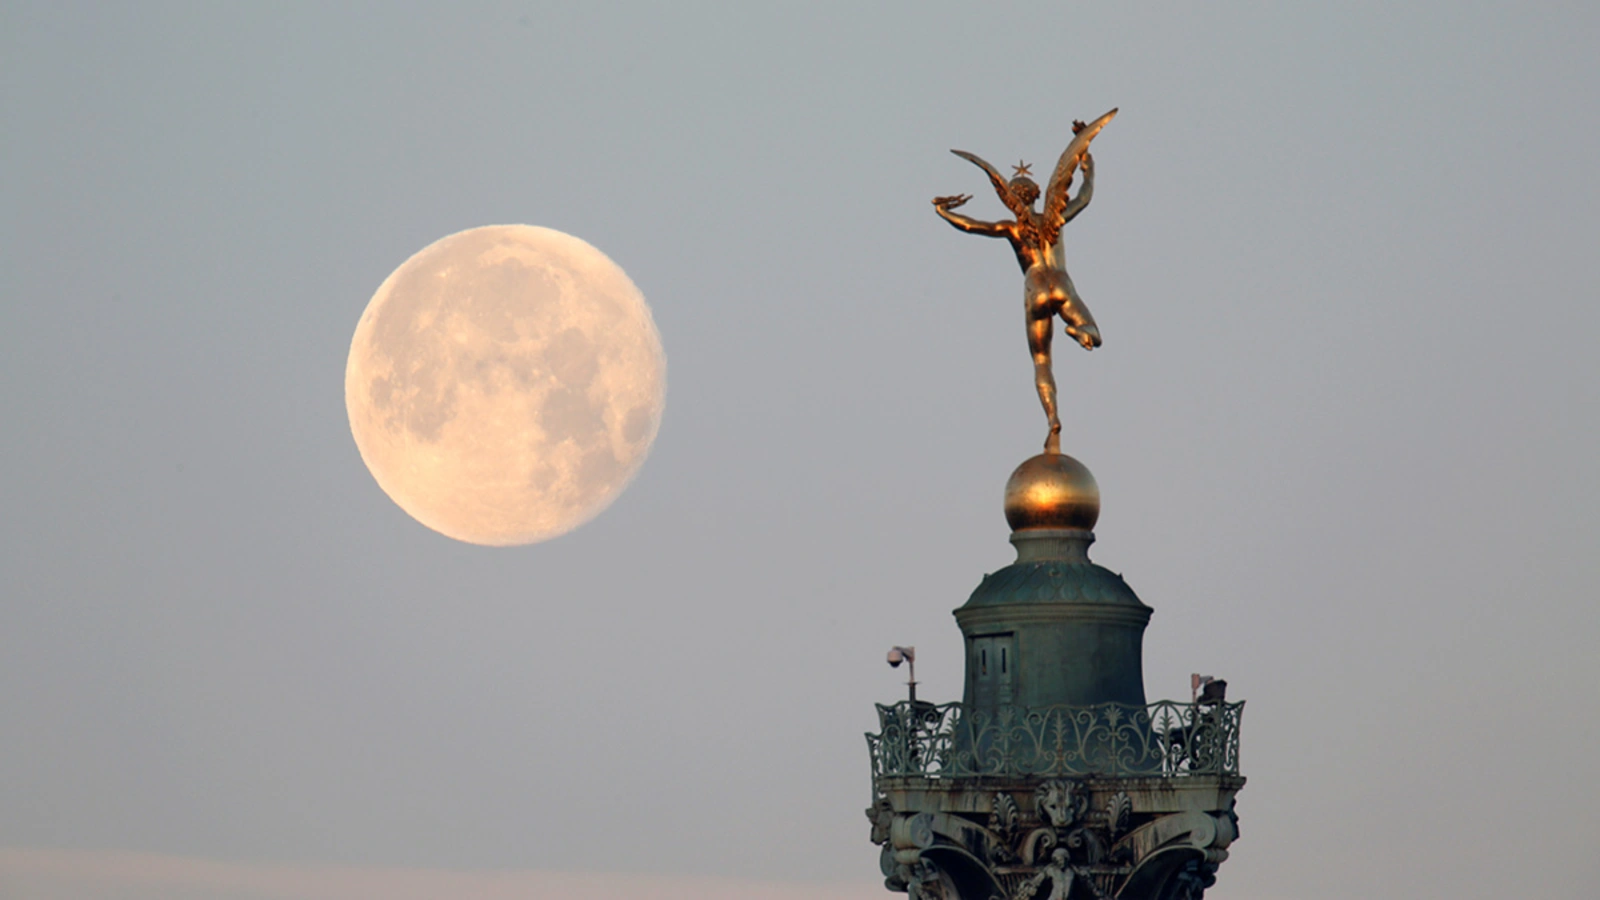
[{"left": 1012, "top": 160, "right": 1034, "bottom": 178}]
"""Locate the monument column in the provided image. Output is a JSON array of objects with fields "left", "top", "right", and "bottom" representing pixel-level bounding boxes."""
[{"left": 863, "top": 112, "right": 1246, "bottom": 900}]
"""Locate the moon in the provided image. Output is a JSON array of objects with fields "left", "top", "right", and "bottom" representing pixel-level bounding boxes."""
[{"left": 345, "top": 224, "right": 665, "bottom": 546}]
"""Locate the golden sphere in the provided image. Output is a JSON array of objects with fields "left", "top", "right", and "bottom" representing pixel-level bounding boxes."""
[{"left": 1004, "top": 453, "right": 1100, "bottom": 532}]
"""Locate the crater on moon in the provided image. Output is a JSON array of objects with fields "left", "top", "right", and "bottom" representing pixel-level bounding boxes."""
[{"left": 345, "top": 225, "right": 665, "bottom": 546}]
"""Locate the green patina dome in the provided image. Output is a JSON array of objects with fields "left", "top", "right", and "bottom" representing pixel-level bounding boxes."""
[{"left": 964, "top": 559, "right": 1143, "bottom": 608}]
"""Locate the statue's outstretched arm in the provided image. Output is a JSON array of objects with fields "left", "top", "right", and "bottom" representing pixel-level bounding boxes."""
[{"left": 933, "top": 195, "right": 1011, "bottom": 237}]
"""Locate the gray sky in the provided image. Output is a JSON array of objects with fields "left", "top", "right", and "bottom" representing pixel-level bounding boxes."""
[{"left": 3, "top": 3, "right": 1597, "bottom": 899}]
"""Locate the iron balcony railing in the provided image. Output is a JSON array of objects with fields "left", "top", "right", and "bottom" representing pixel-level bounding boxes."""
[{"left": 867, "top": 700, "right": 1243, "bottom": 782}]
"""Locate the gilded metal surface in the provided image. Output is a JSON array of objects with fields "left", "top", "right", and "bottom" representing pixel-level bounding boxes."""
[
  {"left": 866, "top": 700, "right": 1243, "bottom": 781},
  {"left": 1003, "top": 453, "right": 1100, "bottom": 532},
  {"left": 934, "top": 109, "right": 1117, "bottom": 454}
]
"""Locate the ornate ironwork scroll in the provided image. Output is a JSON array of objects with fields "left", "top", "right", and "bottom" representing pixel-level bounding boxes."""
[{"left": 867, "top": 700, "right": 1243, "bottom": 783}]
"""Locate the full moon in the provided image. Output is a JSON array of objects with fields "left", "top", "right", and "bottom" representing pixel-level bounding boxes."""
[{"left": 345, "top": 225, "right": 665, "bottom": 546}]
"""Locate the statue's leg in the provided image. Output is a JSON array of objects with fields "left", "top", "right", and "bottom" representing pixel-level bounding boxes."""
[
  {"left": 1057, "top": 272, "right": 1102, "bottom": 349},
  {"left": 1026, "top": 311, "right": 1061, "bottom": 455}
]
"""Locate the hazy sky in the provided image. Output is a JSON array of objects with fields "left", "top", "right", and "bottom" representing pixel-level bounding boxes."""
[{"left": 3, "top": 3, "right": 1597, "bottom": 899}]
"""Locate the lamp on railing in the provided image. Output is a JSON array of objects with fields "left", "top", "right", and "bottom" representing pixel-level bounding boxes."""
[{"left": 886, "top": 645, "right": 917, "bottom": 703}]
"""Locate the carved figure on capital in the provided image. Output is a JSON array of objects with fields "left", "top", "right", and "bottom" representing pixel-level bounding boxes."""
[
  {"left": 1014, "top": 848, "right": 1075, "bottom": 900},
  {"left": 902, "top": 859, "right": 949, "bottom": 900},
  {"left": 866, "top": 798, "right": 895, "bottom": 846},
  {"left": 1161, "top": 860, "right": 1218, "bottom": 900}
]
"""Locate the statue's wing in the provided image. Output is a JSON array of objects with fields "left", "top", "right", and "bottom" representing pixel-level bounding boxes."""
[
  {"left": 950, "top": 149, "right": 1027, "bottom": 219},
  {"left": 1042, "top": 108, "right": 1119, "bottom": 232}
]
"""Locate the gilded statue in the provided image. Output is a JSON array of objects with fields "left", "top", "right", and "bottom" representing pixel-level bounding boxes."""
[{"left": 934, "top": 109, "right": 1117, "bottom": 454}]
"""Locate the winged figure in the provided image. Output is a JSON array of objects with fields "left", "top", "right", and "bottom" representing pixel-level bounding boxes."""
[{"left": 934, "top": 109, "right": 1117, "bottom": 454}]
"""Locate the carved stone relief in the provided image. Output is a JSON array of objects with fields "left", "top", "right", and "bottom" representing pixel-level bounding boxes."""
[
  {"left": 1160, "top": 859, "right": 1218, "bottom": 900},
  {"left": 872, "top": 781, "right": 1236, "bottom": 899},
  {"left": 902, "top": 858, "right": 950, "bottom": 900},
  {"left": 1034, "top": 780, "right": 1087, "bottom": 828},
  {"left": 867, "top": 798, "right": 895, "bottom": 846}
]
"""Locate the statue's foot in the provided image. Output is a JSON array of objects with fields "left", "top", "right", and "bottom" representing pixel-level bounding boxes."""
[
  {"left": 1066, "top": 325, "right": 1102, "bottom": 350},
  {"left": 1044, "top": 423, "right": 1062, "bottom": 455}
]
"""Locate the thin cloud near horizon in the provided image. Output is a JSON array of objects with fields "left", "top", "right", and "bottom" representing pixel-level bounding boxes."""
[{"left": 0, "top": 848, "right": 881, "bottom": 900}]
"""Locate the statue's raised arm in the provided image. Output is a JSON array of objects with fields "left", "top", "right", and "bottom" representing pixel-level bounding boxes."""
[{"left": 1042, "top": 108, "right": 1117, "bottom": 237}]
